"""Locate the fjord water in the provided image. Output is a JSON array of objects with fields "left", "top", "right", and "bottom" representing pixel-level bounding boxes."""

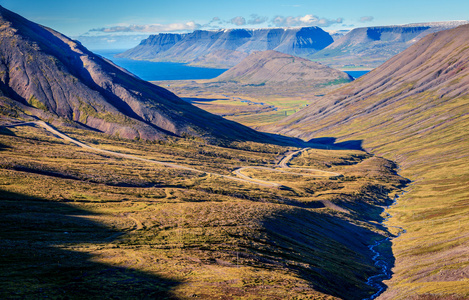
[
  {"left": 95, "top": 50, "right": 228, "bottom": 81},
  {"left": 344, "top": 70, "right": 369, "bottom": 79},
  {"left": 95, "top": 50, "right": 369, "bottom": 81}
]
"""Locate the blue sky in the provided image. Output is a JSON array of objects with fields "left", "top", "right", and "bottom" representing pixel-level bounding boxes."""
[{"left": 1, "top": 0, "right": 468, "bottom": 49}]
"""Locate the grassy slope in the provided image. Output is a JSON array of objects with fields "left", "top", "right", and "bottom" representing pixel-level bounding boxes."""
[
  {"left": 265, "top": 25, "right": 469, "bottom": 298},
  {"left": 0, "top": 121, "right": 406, "bottom": 299}
]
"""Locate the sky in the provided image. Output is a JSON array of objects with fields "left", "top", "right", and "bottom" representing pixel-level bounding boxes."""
[{"left": 1, "top": 0, "right": 468, "bottom": 49}]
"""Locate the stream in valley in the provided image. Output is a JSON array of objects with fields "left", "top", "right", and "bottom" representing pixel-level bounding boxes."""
[{"left": 364, "top": 191, "right": 407, "bottom": 300}]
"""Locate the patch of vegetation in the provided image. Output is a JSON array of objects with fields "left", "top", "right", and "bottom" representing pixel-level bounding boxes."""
[
  {"left": 152, "top": 79, "right": 348, "bottom": 128},
  {"left": 28, "top": 95, "right": 47, "bottom": 111},
  {"left": 321, "top": 78, "right": 353, "bottom": 87},
  {"left": 78, "top": 99, "right": 137, "bottom": 126}
]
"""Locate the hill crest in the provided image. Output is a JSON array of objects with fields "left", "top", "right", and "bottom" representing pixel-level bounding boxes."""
[
  {"left": 0, "top": 5, "right": 267, "bottom": 143},
  {"left": 214, "top": 50, "right": 352, "bottom": 85}
]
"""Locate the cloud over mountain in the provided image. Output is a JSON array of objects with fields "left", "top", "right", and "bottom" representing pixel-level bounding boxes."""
[
  {"left": 248, "top": 14, "right": 268, "bottom": 25},
  {"left": 359, "top": 16, "right": 374, "bottom": 22},
  {"left": 230, "top": 16, "right": 246, "bottom": 26},
  {"left": 87, "top": 13, "right": 343, "bottom": 35},
  {"left": 90, "top": 21, "right": 201, "bottom": 33},
  {"left": 272, "top": 14, "right": 343, "bottom": 27}
]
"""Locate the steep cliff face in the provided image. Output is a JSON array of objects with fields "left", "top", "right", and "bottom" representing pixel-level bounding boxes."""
[
  {"left": 121, "top": 33, "right": 187, "bottom": 60},
  {"left": 310, "top": 21, "right": 469, "bottom": 69},
  {"left": 0, "top": 5, "right": 267, "bottom": 143},
  {"left": 118, "top": 27, "right": 333, "bottom": 68}
]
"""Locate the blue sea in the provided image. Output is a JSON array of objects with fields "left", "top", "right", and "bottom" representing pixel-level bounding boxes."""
[
  {"left": 94, "top": 50, "right": 228, "bottom": 81},
  {"left": 95, "top": 50, "right": 369, "bottom": 81},
  {"left": 344, "top": 70, "right": 370, "bottom": 79}
]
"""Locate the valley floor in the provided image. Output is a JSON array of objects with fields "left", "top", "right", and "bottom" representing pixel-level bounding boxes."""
[{"left": 0, "top": 118, "right": 407, "bottom": 299}]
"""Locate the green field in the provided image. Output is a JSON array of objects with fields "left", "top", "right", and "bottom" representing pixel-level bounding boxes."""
[{"left": 153, "top": 80, "right": 346, "bottom": 128}]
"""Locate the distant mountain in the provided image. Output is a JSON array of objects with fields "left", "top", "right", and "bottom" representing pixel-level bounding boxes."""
[
  {"left": 0, "top": 5, "right": 267, "bottom": 143},
  {"left": 268, "top": 23, "right": 469, "bottom": 139},
  {"left": 310, "top": 21, "right": 469, "bottom": 69},
  {"left": 117, "top": 27, "right": 334, "bottom": 68},
  {"left": 214, "top": 50, "right": 352, "bottom": 86},
  {"left": 264, "top": 24, "right": 469, "bottom": 298},
  {"left": 327, "top": 30, "right": 350, "bottom": 41}
]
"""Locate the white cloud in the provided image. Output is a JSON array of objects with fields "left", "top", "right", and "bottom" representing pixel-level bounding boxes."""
[
  {"left": 88, "top": 13, "right": 344, "bottom": 36},
  {"left": 248, "top": 14, "right": 268, "bottom": 25},
  {"left": 230, "top": 16, "right": 246, "bottom": 26},
  {"left": 90, "top": 21, "right": 201, "bottom": 33},
  {"left": 360, "top": 16, "right": 374, "bottom": 22},
  {"left": 272, "top": 14, "right": 343, "bottom": 27}
]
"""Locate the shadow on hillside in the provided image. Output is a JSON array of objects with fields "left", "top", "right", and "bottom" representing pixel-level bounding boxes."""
[
  {"left": 306, "top": 137, "right": 364, "bottom": 151},
  {"left": 182, "top": 97, "right": 230, "bottom": 103},
  {"left": 0, "top": 126, "right": 15, "bottom": 135},
  {"left": 254, "top": 132, "right": 366, "bottom": 150},
  {"left": 0, "top": 141, "right": 10, "bottom": 151},
  {"left": 0, "top": 127, "right": 14, "bottom": 151},
  {"left": 0, "top": 190, "right": 180, "bottom": 299},
  {"left": 257, "top": 206, "right": 394, "bottom": 300}
]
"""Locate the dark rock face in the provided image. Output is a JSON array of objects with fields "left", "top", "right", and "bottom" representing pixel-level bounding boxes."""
[
  {"left": 310, "top": 21, "right": 469, "bottom": 69},
  {"left": 0, "top": 5, "right": 266, "bottom": 143},
  {"left": 118, "top": 27, "right": 334, "bottom": 68}
]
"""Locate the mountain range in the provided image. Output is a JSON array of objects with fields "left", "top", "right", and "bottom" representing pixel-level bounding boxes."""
[
  {"left": 0, "top": 5, "right": 266, "bottom": 144},
  {"left": 119, "top": 21, "right": 467, "bottom": 70},
  {"left": 310, "top": 21, "right": 469, "bottom": 69},
  {"left": 117, "top": 27, "right": 334, "bottom": 68}
]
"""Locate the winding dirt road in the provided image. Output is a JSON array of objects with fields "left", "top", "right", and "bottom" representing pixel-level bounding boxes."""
[
  {"left": 277, "top": 148, "right": 342, "bottom": 176},
  {"left": 3, "top": 121, "right": 341, "bottom": 188}
]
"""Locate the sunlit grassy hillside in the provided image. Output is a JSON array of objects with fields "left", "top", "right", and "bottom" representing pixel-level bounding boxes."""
[{"left": 265, "top": 24, "right": 469, "bottom": 299}]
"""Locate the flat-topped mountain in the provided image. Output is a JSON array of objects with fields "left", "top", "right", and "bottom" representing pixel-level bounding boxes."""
[
  {"left": 118, "top": 27, "right": 334, "bottom": 68},
  {"left": 0, "top": 6, "right": 267, "bottom": 143},
  {"left": 214, "top": 50, "right": 352, "bottom": 85},
  {"left": 310, "top": 21, "right": 468, "bottom": 69}
]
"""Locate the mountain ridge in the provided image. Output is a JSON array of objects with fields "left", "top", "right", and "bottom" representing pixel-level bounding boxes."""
[
  {"left": 117, "top": 27, "right": 334, "bottom": 68},
  {"left": 309, "top": 21, "right": 468, "bottom": 69},
  {"left": 0, "top": 5, "right": 268, "bottom": 144},
  {"left": 213, "top": 50, "right": 352, "bottom": 85}
]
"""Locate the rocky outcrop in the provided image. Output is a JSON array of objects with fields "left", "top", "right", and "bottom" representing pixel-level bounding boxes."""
[
  {"left": 0, "top": 5, "right": 267, "bottom": 143},
  {"left": 310, "top": 21, "right": 469, "bottom": 69},
  {"left": 118, "top": 27, "right": 334, "bottom": 68},
  {"left": 214, "top": 50, "right": 352, "bottom": 85}
]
